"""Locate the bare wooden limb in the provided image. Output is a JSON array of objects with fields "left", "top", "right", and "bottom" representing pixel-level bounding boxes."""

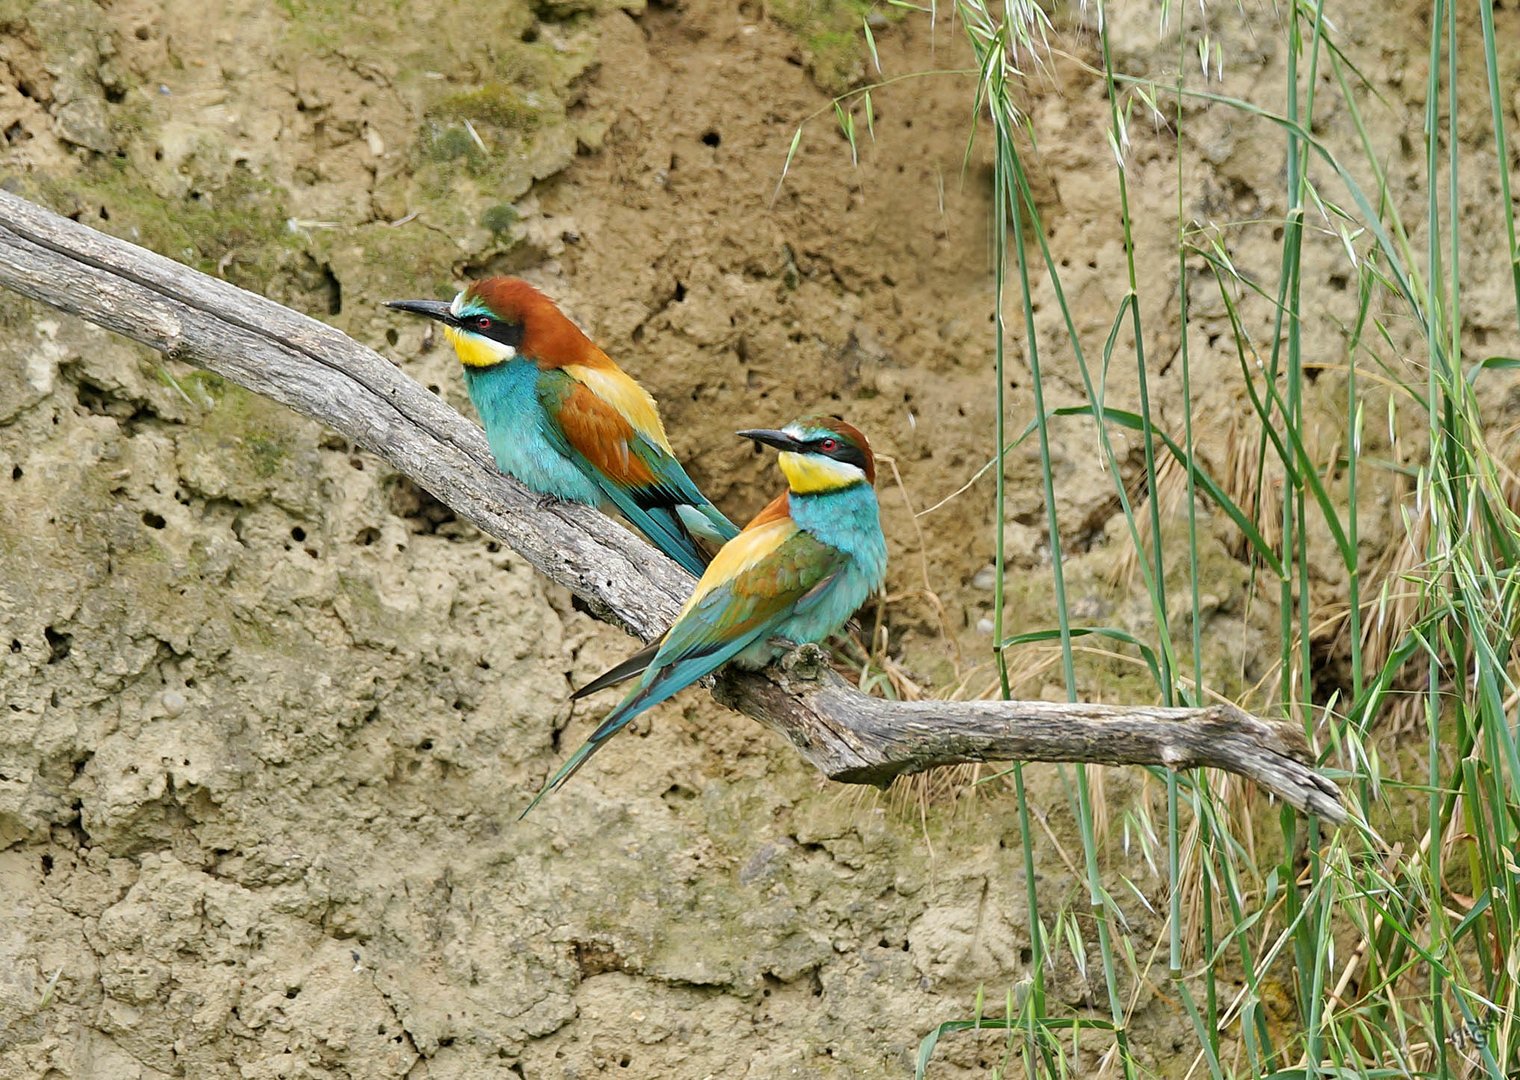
[{"left": 0, "top": 190, "right": 1346, "bottom": 824}]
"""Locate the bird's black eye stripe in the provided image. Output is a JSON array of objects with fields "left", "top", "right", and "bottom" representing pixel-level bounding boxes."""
[
  {"left": 836, "top": 445, "right": 869, "bottom": 472},
  {"left": 465, "top": 316, "right": 525, "bottom": 350},
  {"left": 812, "top": 437, "right": 867, "bottom": 472}
]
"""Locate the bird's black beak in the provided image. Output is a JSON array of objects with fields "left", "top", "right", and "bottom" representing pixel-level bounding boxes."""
[
  {"left": 383, "top": 299, "right": 456, "bottom": 325},
  {"left": 737, "top": 428, "right": 804, "bottom": 453}
]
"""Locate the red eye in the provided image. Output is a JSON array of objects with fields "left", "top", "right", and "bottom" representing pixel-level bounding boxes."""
[
  {"left": 819, "top": 437, "right": 838, "bottom": 452},
  {"left": 474, "top": 316, "right": 493, "bottom": 330}
]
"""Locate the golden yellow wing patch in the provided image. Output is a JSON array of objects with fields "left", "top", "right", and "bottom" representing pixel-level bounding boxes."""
[
  {"left": 556, "top": 382, "right": 656, "bottom": 487},
  {"left": 678, "top": 516, "right": 797, "bottom": 618},
  {"left": 564, "top": 361, "right": 674, "bottom": 454}
]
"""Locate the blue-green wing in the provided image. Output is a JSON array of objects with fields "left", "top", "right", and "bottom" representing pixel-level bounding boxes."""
[
  {"left": 651, "top": 529, "right": 843, "bottom": 677},
  {"left": 536, "top": 368, "right": 736, "bottom": 575},
  {"left": 521, "top": 530, "right": 844, "bottom": 815}
]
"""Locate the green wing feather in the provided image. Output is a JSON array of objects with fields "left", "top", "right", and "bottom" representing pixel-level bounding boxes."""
[
  {"left": 658, "top": 529, "right": 842, "bottom": 665},
  {"left": 536, "top": 369, "right": 736, "bottom": 575},
  {"left": 522, "top": 530, "right": 845, "bottom": 815}
]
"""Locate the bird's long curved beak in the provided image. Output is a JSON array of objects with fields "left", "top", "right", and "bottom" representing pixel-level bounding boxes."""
[
  {"left": 384, "top": 298, "right": 456, "bottom": 324},
  {"left": 737, "top": 428, "right": 804, "bottom": 452}
]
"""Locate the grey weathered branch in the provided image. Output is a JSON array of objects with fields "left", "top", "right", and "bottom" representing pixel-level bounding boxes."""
[{"left": 0, "top": 190, "right": 1346, "bottom": 823}]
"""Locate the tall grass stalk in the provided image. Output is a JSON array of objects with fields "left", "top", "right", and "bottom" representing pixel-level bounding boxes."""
[
  {"left": 978, "top": 5, "right": 1064, "bottom": 1067},
  {"left": 1171, "top": 9, "right": 1217, "bottom": 1073},
  {"left": 902, "top": 0, "right": 1520, "bottom": 1074}
]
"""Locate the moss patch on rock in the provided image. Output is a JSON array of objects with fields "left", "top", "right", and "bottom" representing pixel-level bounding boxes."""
[
  {"left": 27, "top": 161, "right": 301, "bottom": 295},
  {"left": 769, "top": 0, "right": 885, "bottom": 94}
]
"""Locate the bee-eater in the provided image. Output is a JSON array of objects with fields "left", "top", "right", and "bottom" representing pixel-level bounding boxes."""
[
  {"left": 384, "top": 277, "right": 738, "bottom": 576},
  {"left": 522, "top": 415, "right": 888, "bottom": 815}
]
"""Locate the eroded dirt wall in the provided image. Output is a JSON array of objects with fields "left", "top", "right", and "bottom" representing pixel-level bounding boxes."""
[{"left": 2, "top": 0, "right": 1518, "bottom": 1076}]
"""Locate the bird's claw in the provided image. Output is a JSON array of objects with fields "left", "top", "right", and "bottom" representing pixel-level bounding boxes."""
[
  {"left": 777, "top": 641, "right": 829, "bottom": 679},
  {"left": 535, "top": 492, "right": 564, "bottom": 512}
]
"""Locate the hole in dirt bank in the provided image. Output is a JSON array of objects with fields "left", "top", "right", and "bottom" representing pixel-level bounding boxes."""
[
  {"left": 673, "top": 280, "right": 687, "bottom": 302},
  {"left": 574, "top": 940, "right": 626, "bottom": 978},
  {"left": 701, "top": 129, "right": 721, "bottom": 147},
  {"left": 291, "top": 526, "right": 306, "bottom": 542},
  {"left": 521, "top": 25, "right": 539, "bottom": 42},
  {"left": 661, "top": 783, "right": 697, "bottom": 808},
  {"left": 9, "top": 640, "right": 20, "bottom": 653},
  {"left": 141, "top": 510, "right": 166, "bottom": 529},
  {"left": 75, "top": 381, "right": 113, "bottom": 416},
  {"left": 387, "top": 477, "right": 458, "bottom": 534},
  {"left": 11, "top": 465, "right": 21, "bottom": 480},
  {"left": 321, "top": 265, "right": 342, "bottom": 315},
  {"left": 44, "top": 626, "right": 71, "bottom": 664}
]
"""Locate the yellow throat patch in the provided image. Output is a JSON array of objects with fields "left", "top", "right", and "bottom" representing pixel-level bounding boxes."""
[
  {"left": 444, "top": 325, "right": 515, "bottom": 368},
  {"left": 778, "top": 451, "right": 863, "bottom": 494}
]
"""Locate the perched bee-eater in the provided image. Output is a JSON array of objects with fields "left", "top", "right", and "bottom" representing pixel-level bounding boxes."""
[
  {"left": 522, "top": 415, "right": 888, "bottom": 814},
  {"left": 385, "top": 277, "right": 737, "bottom": 575}
]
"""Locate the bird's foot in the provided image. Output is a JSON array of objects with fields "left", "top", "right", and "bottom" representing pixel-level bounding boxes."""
[
  {"left": 535, "top": 492, "right": 565, "bottom": 511},
  {"left": 777, "top": 640, "right": 829, "bottom": 680}
]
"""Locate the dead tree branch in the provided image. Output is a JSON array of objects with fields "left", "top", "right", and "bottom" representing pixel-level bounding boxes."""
[{"left": 0, "top": 190, "right": 1345, "bottom": 823}]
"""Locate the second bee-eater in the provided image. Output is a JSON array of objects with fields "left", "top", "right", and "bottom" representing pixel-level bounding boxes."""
[
  {"left": 385, "top": 277, "right": 738, "bottom": 576},
  {"left": 522, "top": 415, "right": 888, "bottom": 815}
]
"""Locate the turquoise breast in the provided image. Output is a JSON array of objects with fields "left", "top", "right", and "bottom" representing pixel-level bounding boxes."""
[
  {"left": 463, "top": 362, "right": 605, "bottom": 506},
  {"left": 734, "top": 483, "right": 887, "bottom": 668}
]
